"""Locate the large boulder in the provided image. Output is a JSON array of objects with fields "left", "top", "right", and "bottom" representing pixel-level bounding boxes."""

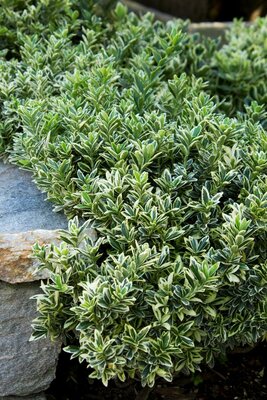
[
  {"left": 0, "top": 162, "right": 67, "bottom": 397},
  {"left": 0, "top": 162, "right": 67, "bottom": 234},
  {"left": 0, "top": 281, "right": 60, "bottom": 397},
  {"left": 0, "top": 395, "right": 46, "bottom": 400}
]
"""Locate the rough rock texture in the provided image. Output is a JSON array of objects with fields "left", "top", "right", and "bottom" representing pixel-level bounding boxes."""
[
  {"left": 0, "top": 394, "right": 46, "bottom": 400},
  {"left": 0, "top": 162, "right": 66, "bottom": 397},
  {"left": 0, "top": 281, "right": 61, "bottom": 397},
  {"left": 0, "top": 230, "right": 59, "bottom": 284},
  {"left": 0, "top": 162, "right": 67, "bottom": 234},
  {"left": 189, "top": 21, "right": 232, "bottom": 39},
  {"left": 0, "top": 162, "right": 97, "bottom": 397},
  {"left": 125, "top": 1, "right": 232, "bottom": 38}
]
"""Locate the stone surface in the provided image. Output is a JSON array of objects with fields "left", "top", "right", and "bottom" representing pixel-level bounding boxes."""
[
  {"left": 124, "top": 1, "right": 234, "bottom": 38},
  {"left": 0, "top": 281, "right": 61, "bottom": 397},
  {"left": 0, "top": 162, "right": 66, "bottom": 397},
  {"left": 189, "top": 21, "right": 232, "bottom": 39},
  {"left": 0, "top": 230, "right": 59, "bottom": 284},
  {"left": 0, "top": 162, "right": 67, "bottom": 234},
  {"left": 0, "top": 162, "right": 97, "bottom": 397},
  {"left": 0, "top": 393, "right": 46, "bottom": 400}
]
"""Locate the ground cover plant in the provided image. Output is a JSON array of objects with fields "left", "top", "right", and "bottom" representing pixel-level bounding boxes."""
[
  {"left": 0, "top": 0, "right": 266, "bottom": 395},
  {"left": 199, "top": 18, "right": 267, "bottom": 116}
]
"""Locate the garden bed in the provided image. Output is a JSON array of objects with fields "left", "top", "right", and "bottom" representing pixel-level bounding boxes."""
[
  {"left": 0, "top": 1, "right": 266, "bottom": 400},
  {"left": 46, "top": 342, "right": 267, "bottom": 400}
]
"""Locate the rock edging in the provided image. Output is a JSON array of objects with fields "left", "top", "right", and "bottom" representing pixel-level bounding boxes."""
[
  {"left": 0, "top": 229, "right": 59, "bottom": 284},
  {"left": 0, "top": 229, "right": 61, "bottom": 397}
]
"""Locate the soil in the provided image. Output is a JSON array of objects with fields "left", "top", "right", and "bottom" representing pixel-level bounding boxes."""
[{"left": 46, "top": 342, "right": 267, "bottom": 400}]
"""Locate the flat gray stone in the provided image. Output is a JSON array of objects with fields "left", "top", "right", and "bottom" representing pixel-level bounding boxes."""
[
  {"left": 0, "top": 164, "right": 96, "bottom": 396},
  {"left": 0, "top": 281, "right": 60, "bottom": 397},
  {"left": 189, "top": 21, "right": 233, "bottom": 39},
  {"left": 0, "top": 162, "right": 65, "bottom": 396},
  {"left": 124, "top": 2, "right": 242, "bottom": 39},
  {"left": 0, "top": 393, "right": 46, "bottom": 400},
  {"left": 0, "top": 162, "right": 67, "bottom": 234}
]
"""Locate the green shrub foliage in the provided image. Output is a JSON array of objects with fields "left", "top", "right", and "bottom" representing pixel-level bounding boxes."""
[
  {"left": 0, "top": 0, "right": 266, "bottom": 388},
  {"left": 205, "top": 18, "right": 267, "bottom": 115},
  {"left": 0, "top": 0, "right": 80, "bottom": 56}
]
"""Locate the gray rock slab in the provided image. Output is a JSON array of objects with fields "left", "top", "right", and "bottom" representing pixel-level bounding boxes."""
[
  {"left": 0, "top": 163, "right": 96, "bottom": 397},
  {"left": 0, "top": 162, "right": 66, "bottom": 397},
  {"left": 0, "top": 281, "right": 61, "bottom": 397},
  {"left": 0, "top": 393, "right": 46, "bottom": 400},
  {"left": 0, "top": 162, "right": 67, "bottom": 234},
  {"left": 124, "top": 1, "right": 249, "bottom": 40}
]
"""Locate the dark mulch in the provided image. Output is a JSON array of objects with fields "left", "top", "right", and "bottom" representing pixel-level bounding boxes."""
[{"left": 46, "top": 342, "right": 267, "bottom": 400}]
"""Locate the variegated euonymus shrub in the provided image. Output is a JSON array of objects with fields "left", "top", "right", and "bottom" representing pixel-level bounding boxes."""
[
  {"left": 183, "top": 18, "right": 267, "bottom": 117},
  {"left": 204, "top": 18, "right": 267, "bottom": 116},
  {"left": 0, "top": 0, "right": 267, "bottom": 389},
  {"left": 0, "top": 0, "right": 81, "bottom": 56}
]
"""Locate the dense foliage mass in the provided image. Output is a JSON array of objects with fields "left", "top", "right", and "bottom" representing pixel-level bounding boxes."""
[
  {"left": 0, "top": 0, "right": 266, "bottom": 389},
  {"left": 203, "top": 18, "right": 267, "bottom": 115}
]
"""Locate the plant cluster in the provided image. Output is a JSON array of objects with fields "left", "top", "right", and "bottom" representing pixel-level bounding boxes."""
[
  {"left": 0, "top": 0, "right": 266, "bottom": 389},
  {"left": 205, "top": 18, "right": 267, "bottom": 115}
]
